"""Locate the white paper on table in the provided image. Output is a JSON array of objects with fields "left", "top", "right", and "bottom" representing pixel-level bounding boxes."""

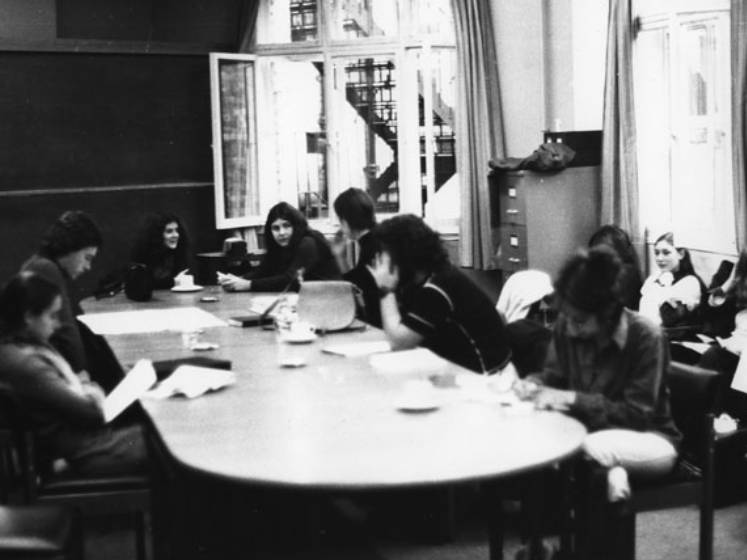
[
  {"left": 78, "top": 307, "right": 226, "bottom": 335},
  {"left": 103, "top": 359, "right": 157, "bottom": 422},
  {"left": 671, "top": 341, "right": 712, "bottom": 355},
  {"left": 731, "top": 353, "right": 747, "bottom": 395},
  {"left": 369, "top": 348, "right": 450, "bottom": 376},
  {"left": 146, "top": 365, "right": 236, "bottom": 399},
  {"left": 322, "top": 340, "right": 391, "bottom": 357}
]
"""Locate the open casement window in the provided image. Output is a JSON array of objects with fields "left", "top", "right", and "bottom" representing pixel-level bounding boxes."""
[
  {"left": 211, "top": 0, "right": 458, "bottom": 232},
  {"left": 633, "top": 0, "right": 734, "bottom": 253}
]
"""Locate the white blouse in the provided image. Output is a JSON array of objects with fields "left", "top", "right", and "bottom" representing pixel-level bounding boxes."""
[{"left": 639, "top": 271, "right": 701, "bottom": 325}]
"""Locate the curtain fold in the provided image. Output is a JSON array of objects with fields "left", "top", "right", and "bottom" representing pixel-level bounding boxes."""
[
  {"left": 237, "top": 0, "right": 260, "bottom": 52},
  {"left": 601, "top": 0, "right": 639, "bottom": 241},
  {"left": 452, "top": 0, "right": 506, "bottom": 269},
  {"left": 733, "top": 0, "right": 747, "bottom": 251}
]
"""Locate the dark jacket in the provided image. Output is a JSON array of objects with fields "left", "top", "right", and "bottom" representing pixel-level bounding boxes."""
[{"left": 342, "top": 231, "right": 381, "bottom": 327}]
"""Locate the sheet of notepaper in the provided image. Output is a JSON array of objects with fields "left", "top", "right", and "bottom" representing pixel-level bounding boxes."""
[
  {"left": 78, "top": 307, "right": 226, "bottom": 335},
  {"left": 103, "top": 359, "right": 157, "bottom": 422}
]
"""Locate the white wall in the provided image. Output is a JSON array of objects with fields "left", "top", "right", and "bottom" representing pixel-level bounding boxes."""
[{"left": 492, "top": 0, "right": 608, "bottom": 159}]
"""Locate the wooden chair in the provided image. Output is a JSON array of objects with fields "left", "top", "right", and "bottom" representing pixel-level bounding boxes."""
[
  {"left": 574, "top": 361, "right": 720, "bottom": 560},
  {"left": 0, "top": 386, "right": 81, "bottom": 560},
  {"left": 0, "top": 386, "right": 153, "bottom": 560}
]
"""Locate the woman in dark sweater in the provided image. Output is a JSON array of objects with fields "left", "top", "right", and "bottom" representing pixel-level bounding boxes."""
[
  {"left": 218, "top": 202, "right": 340, "bottom": 292},
  {"left": 130, "top": 212, "right": 192, "bottom": 289},
  {"left": 0, "top": 272, "right": 147, "bottom": 475}
]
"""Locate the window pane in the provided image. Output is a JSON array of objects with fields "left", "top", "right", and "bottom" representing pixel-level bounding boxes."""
[
  {"left": 258, "top": 58, "right": 328, "bottom": 218},
  {"left": 418, "top": 48, "right": 458, "bottom": 223},
  {"left": 217, "top": 59, "right": 259, "bottom": 221},
  {"left": 329, "top": 0, "right": 400, "bottom": 40},
  {"left": 337, "top": 55, "right": 399, "bottom": 213},
  {"left": 410, "top": 0, "right": 455, "bottom": 41},
  {"left": 257, "top": 0, "right": 318, "bottom": 44}
]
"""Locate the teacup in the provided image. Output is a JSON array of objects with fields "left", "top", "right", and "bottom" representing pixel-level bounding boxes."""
[{"left": 175, "top": 274, "right": 195, "bottom": 288}]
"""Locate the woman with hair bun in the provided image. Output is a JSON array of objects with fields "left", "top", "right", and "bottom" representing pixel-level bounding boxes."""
[{"left": 218, "top": 202, "right": 340, "bottom": 292}]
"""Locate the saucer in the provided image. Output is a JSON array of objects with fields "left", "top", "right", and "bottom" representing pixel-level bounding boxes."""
[
  {"left": 171, "top": 285, "right": 204, "bottom": 293},
  {"left": 279, "top": 331, "right": 317, "bottom": 344},
  {"left": 395, "top": 395, "right": 441, "bottom": 412}
]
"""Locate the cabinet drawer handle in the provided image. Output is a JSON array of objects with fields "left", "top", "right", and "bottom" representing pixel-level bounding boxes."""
[
  {"left": 506, "top": 209, "right": 519, "bottom": 215},
  {"left": 508, "top": 257, "right": 521, "bottom": 263}
]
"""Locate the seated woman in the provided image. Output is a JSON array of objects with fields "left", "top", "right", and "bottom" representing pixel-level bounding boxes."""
[
  {"left": 639, "top": 232, "right": 705, "bottom": 328},
  {"left": 20, "top": 210, "right": 123, "bottom": 391},
  {"left": 218, "top": 202, "right": 341, "bottom": 292},
  {"left": 589, "top": 224, "right": 643, "bottom": 311},
  {"left": 130, "top": 212, "right": 191, "bottom": 290},
  {"left": 496, "top": 270, "right": 555, "bottom": 377},
  {"left": 698, "top": 250, "right": 747, "bottom": 421},
  {"left": 333, "top": 188, "right": 380, "bottom": 327},
  {"left": 367, "top": 214, "right": 514, "bottom": 378},
  {"left": 516, "top": 247, "right": 681, "bottom": 501},
  {"left": 0, "top": 272, "right": 148, "bottom": 475}
]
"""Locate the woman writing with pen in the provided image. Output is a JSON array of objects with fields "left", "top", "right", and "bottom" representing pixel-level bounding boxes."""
[
  {"left": 130, "top": 212, "right": 192, "bottom": 290},
  {"left": 218, "top": 202, "right": 340, "bottom": 292}
]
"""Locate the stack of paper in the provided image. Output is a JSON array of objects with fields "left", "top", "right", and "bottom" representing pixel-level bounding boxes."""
[
  {"left": 78, "top": 307, "right": 226, "bottom": 335},
  {"left": 322, "top": 340, "right": 391, "bottom": 357},
  {"left": 146, "top": 365, "right": 236, "bottom": 399}
]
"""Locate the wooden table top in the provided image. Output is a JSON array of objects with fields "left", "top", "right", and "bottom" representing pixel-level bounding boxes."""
[{"left": 83, "top": 287, "right": 587, "bottom": 490}]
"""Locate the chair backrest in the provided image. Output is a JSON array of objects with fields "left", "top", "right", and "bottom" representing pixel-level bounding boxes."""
[
  {"left": 667, "top": 361, "right": 722, "bottom": 458},
  {"left": 0, "top": 383, "right": 26, "bottom": 502}
]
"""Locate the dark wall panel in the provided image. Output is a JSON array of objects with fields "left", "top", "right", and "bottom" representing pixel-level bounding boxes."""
[
  {"left": 0, "top": 52, "right": 213, "bottom": 190},
  {"left": 0, "top": 186, "right": 223, "bottom": 294}
]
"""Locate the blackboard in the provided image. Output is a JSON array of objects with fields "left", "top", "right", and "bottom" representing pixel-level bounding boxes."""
[{"left": 0, "top": 51, "right": 213, "bottom": 190}]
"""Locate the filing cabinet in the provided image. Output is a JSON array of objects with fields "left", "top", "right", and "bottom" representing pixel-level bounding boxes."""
[{"left": 491, "top": 166, "right": 600, "bottom": 277}]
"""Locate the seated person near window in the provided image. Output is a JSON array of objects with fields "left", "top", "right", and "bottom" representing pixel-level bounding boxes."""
[
  {"left": 589, "top": 224, "right": 643, "bottom": 311},
  {"left": 515, "top": 247, "right": 681, "bottom": 501},
  {"left": 367, "top": 214, "right": 515, "bottom": 379},
  {"left": 0, "top": 272, "right": 148, "bottom": 476},
  {"left": 219, "top": 202, "right": 341, "bottom": 292},
  {"left": 333, "top": 188, "right": 380, "bottom": 327},
  {"left": 697, "top": 250, "right": 747, "bottom": 421},
  {"left": 21, "top": 211, "right": 121, "bottom": 392},
  {"left": 639, "top": 232, "right": 705, "bottom": 329},
  {"left": 496, "top": 269, "right": 555, "bottom": 377},
  {"left": 130, "top": 212, "right": 192, "bottom": 290}
]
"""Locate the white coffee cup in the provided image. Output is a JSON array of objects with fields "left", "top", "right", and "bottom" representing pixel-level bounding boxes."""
[{"left": 176, "top": 274, "right": 195, "bottom": 288}]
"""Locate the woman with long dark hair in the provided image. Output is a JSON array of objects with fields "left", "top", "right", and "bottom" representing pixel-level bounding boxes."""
[
  {"left": 218, "top": 202, "right": 340, "bottom": 292},
  {"left": 588, "top": 224, "right": 643, "bottom": 310},
  {"left": 639, "top": 232, "right": 705, "bottom": 327},
  {"left": 130, "top": 212, "right": 191, "bottom": 289},
  {"left": 0, "top": 272, "right": 147, "bottom": 475}
]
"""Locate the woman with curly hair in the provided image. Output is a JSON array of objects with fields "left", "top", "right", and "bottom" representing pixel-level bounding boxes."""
[
  {"left": 367, "top": 214, "right": 513, "bottom": 375},
  {"left": 130, "top": 212, "right": 191, "bottom": 289},
  {"left": 218, "top": 202, "right": 340, "bottom": 292}
]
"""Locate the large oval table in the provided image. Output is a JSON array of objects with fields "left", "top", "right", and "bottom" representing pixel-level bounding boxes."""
[{"left": 83, "top": 287, "right": 587, "bottom": 556}]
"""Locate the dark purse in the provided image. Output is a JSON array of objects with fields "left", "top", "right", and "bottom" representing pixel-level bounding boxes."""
[{"left": 124, "top": 263, "right": 153, "bottom": 302}]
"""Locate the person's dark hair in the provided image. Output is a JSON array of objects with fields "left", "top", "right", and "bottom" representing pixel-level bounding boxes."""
[
  {"left": 0, "top": 272, "right": 61, "bottom": 335},
  {"left": 333, "top": 188, "right": 376, "bottom": 232},
  {"left": 735, "top": 250, "right": 747, "bottom": 282},
  {"left": 39, "top": 211, "right": 102, "bottom": 259},
  {"left": 589, "top": 225, "right": 638, "bottom": 267},
  {"left": 130, "top": 212, "right": 190, "bottom": 268},
  {"left": 654, "top": 232, "right": 698, "bottom": 281},
  {"left": 554, "top": 246, "right": 624, "bottom": 322},
  {"left": 263, "top": 202, "right": 309, "bottom": 254},
  {"left": 371, "top": 214, "right": 449, "bottom": 289}
]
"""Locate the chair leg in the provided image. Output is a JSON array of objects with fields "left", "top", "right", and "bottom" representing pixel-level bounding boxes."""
[
  {"left": 699, "top": 502, "right": 714, "bottom": 560},
  {"left": 485, "top": 480, "right": 504, "bottom": 560},
  {"left": 136, "top": 509, "right": 154, "bottom": 560}
]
